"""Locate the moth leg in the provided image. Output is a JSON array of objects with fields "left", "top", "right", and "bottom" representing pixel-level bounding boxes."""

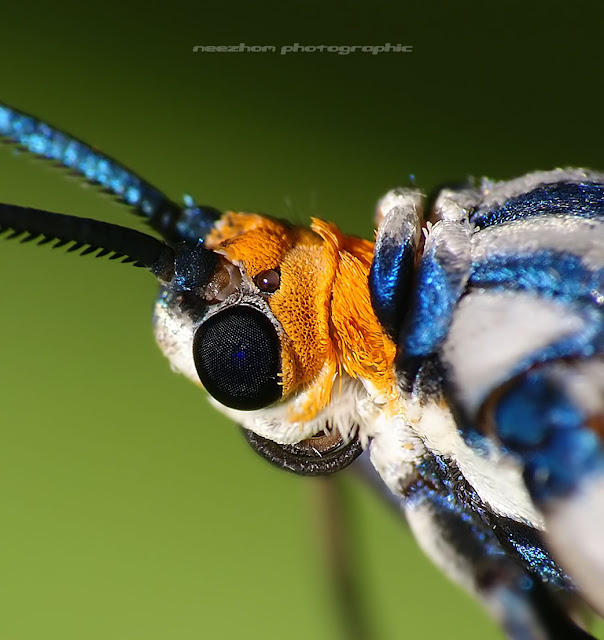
[
  {"left": 398, "top": 453, "right": 595, "bottom": 640},
  {"left": 367, "top": 420, "right": 593, "bottom": 639},
  {"left": 369, "top": 187, "right": 423, "bottom": 340},
  {"left": 309, "top": 473, "right": 373, "bottom": 640},
  {"left": 489, "top": 357, "right": 604, "bottom": 617}
]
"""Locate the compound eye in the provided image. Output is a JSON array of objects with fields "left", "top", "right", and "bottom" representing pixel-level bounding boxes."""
[{"left": 193, "top": 306, "right": 282, "bottom": 410}]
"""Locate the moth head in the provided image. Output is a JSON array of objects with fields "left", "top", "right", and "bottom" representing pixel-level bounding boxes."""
[
  {"left": 199, "top": 213, "right": 335, "bottom": 409},
  {"left": 154, "top": 212, "right": 397, "bottom": 474},
  {"left": 0, "top": 203, "right": 392, "bottom": 475}
]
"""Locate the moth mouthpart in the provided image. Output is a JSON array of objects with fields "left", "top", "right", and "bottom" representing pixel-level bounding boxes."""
[
  {"left": 297, "top": 424, "right": 359, "bottom": 457},
  {"left": 204, "top": 256, "right": 241, "bottom": 303},
  {"left": 241, "top": 423, "right": 363, "bottom": 476}
]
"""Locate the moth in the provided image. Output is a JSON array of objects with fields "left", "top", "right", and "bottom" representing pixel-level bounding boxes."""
[{"left": 1, "top": 103, "right": 602, "bottom": 639}]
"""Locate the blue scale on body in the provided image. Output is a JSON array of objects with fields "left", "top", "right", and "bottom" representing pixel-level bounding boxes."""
[
  {"left": 457, "top": 307, "right": 602, "bottom": 459},
  {"left": 468, "top": 249, "right": 603, "bottom": 400},
  {"left": 516, "top": 313, "right": 602, "bottom": 376},
  {"left": 403, "top": 253, "right": 464, "bottom": 358},
  {"left": 472, "top": 182, "right": 604, "bottom": 229},
  {"left": 504, "top": 532, "right": 571, "bottom": 588},
  {"left": 409, "top": 456, "right": 520, "bottom": 567},
  {"left": 413, "top": 454, "right": 573, "bottom": 589},
  {"left": 494, "top": 370, "right": 604, "bottom": 502},
  {"left": 470, "top": 251, "right": 603, "bottom": 306},
  {"left": 369, "top": 234, "right": 416, "bottom": 339}
]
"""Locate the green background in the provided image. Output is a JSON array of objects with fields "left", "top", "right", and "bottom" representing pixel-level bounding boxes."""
[{"left": 1, "top": 2, "right": 603, "bottom": 639}]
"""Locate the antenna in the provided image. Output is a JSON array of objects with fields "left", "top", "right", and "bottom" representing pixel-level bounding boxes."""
[
  {"left": 0, "top": 103, "right": 221, "bottom": 244},
  {"left": 0, "top": 203, "right": 175, "bottom": 281}
]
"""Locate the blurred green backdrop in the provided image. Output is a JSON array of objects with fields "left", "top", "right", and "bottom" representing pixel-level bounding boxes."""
[{"left": 1, "top": 1, "right": 603, "bottom": 639}]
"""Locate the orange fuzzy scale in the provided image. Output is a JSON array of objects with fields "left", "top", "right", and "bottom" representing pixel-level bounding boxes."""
[
  {"left": 206, "top": 212, "right": 398, "bottom": 421},
  {"left": 312, "top": 220, "right": 398, "bottom": 403}
]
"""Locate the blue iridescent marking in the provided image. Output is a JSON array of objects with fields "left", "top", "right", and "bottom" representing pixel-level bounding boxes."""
[
  {"left": 125, "top": 185, "right": 142, "bottom": 205},
  {"left": 46, "top": 130, "right": 68, "bottom": 160},
  {"left": 0, "top": 106, "right": 11, "bottom": 131},
  {"left": 470, "top": 251, "right": 603, "bottom": 306},
  {"left": 409, "top": 489, "right": 502, "bottom": 550},
  {"left": 408, "top": 459, "right": 500, "bottom": 555},
  {"left": 460, "top": 305, "right": 602, "bottom": 441},
  {"left": 26, "top": 132, "right": 48, "bottom": 155},
  {"left": 80, "top": 153, "right": 99, "bottom": 180},
  {"left": 63, "top": 141, "right": 83, "bottom": 167},
  {"left": 37, "top": 124, "right": 54, "bottom": 156},
  {"left": 96, "top": 158, "right": 110, "bottom": 185},
  {"left": 0, "top": 102, "right": 222, "bottom": 244},
  {"left": 369, "top": 237, "right": 415, "bottom": 338},
  {"left": 12, "top": 114, "right": 36, "bottom": 140},
  {"left": 141, "top": 196, "right": 156, "bottom": 216},
  {"left": 403, "top": 253, "right": 462, "bottom": 358},
  {"left": 107, "top": 167, "right": 129, "bottom": 194},
  {"left": 496, "top": 373, "right": 584, "bottom": 447},
  {"left": 408, "top": 454, "right": 576, "bottom": 595},
  {"left": 472, "top": 182, "right": 604, "bottom": 229},
  {"left": 495, "top": 370, "right": 604, "bottom": 501},
  {"left": 175, "top": 198, "right": 222, "bottom": 244},
  {"left": 0, "top": 103, "right": 177, "bottom": 228},
  {"left": 506, "top": 536, "right": 569, "bottom": 587},
  {"left": 173, "top": 244, "right": 219, "bottom": 293}
]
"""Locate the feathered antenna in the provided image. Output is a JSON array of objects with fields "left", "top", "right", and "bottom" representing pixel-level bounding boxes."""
[
  {"left": 0, "top": 203, "right": 176, "bottom": 281},
  {"left": 0, "top": 103, "right": 220, "bottom": 244}
]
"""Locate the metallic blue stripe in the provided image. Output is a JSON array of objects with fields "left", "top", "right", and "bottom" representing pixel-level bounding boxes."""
[
  {"left": 472, "top": 182, "right": 604, "bottom": 229},
  {"left": 469, "top": 251, "right": 603, "bottom": 306},
  {"left": 496, "top": 519, "right": 571, "bottom": 589},
  {"left": 509, "top": 541, "right": 564, "bottom": 585},
  {"left": 369, "top": 236, "right": 415, "bottom": 339},
  {"left": 465, "top": 306, "right": 601, "bottom": 427},
  {"left": 409, "top": 455, "right": 574, "bottom": 590},
  {"left": 407, "top": 456, "right": 502, "bottom": 554},
  {"left": 494, "top": 369, "right": 604, "bottom": 502},
  {"left": 402, "top": 253, "right": 464, "bottom": 358},
  {"left": 0, "top": 104, "right": 219, "bottom": 244}
]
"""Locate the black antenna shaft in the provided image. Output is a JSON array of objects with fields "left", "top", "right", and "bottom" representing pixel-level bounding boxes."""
[{"left": 0, "top": 203, "right": 175, "bottom": 279}]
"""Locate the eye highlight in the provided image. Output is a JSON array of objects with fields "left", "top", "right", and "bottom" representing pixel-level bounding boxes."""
[{"left": 255, "top": 269, "right": 280, "bottom": 293}]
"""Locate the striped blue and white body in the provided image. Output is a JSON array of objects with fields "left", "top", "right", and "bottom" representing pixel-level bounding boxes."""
[
  {"left": 368, "top": 171, "right": 603, "bottom": 637},
  {"left": 0, "top": 102, "right": 602, "bottom": 639}
]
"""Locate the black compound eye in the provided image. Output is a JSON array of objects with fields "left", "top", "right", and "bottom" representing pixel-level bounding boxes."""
[
  {"left": 193, "top": 306, "right": 282, "bottom": 411},
  {"left": 255, "top": 269, "right": 280, "bottom": 293}
]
